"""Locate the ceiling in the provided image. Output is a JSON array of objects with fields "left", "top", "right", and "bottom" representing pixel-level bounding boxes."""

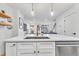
[{"left": 6, "top": 3, "right": 76, "bottom": 20}]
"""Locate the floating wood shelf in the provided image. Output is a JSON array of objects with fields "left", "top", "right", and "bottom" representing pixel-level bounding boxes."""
[
  {"left": 0, "top": 12, "right": 11, "bottom": 18},
  {"left": 0, "top": 22, "right": 12, "bottom": 26}
]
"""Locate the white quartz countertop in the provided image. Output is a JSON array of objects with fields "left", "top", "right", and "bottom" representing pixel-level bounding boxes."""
[{"left": 4, "top": 34, "right": 79, "bottom": 42}]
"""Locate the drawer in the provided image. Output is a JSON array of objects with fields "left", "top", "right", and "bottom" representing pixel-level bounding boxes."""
[
  {"left": 37, "top": 42, "right": 55, "bottom": 49},
  {"left": 38, "top": 49, "right": 54, "bottom": 52},
  {"left": 38, "top": 47, "right": 54, "bottom": 52},
  {"left": 37, "top": 49, "right": 54, "bottom": 56},
  {"left": 17, "top": 42, "right": 36, "bottom": 49},
  {"left": 37, "top": 48, "right": 55, "bottom": 56},
  {"left": 38, "top": 53, "right": 54, "bottom": 56},
  {"left": 37, "top": 42, "right": 53, "bottom": 45},
  {"left": 16, "top": 50, "right": 36, "bottom": 56}
]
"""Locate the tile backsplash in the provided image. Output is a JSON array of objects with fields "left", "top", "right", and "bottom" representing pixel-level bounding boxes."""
[{"left": 23, "top": 23, "right": 57, "bottom": 34}]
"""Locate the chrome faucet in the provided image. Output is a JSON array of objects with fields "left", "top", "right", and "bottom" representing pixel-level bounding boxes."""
[{"left": 36, "top": 25, "right": 40, "bottom": 36}]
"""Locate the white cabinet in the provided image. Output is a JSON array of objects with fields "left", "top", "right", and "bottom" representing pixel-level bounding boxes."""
[
  {"left": 5, "top": 42, "right": 55, "bottom": 56},
  {"left": 56, "top": 5, "right": 79, "bottom": 38},
  {"left": 63, "top": 11, "right": 78, "bottom": 37},
  {"left": 37, "top": 42, "right": 55, "bottom": 56},
  {"left": 6, "top": 43, "right": 16, "bottom": 56},
  {"left": 16, "top": 42, "right": 36, "bottom": 56}
]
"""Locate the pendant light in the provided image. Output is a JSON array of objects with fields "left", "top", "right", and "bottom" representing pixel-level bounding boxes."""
[
  {"left": 31, "top": 3, "right": 34, "bottom": 16},
  {"left": 51, "top": 3, "right": 54, "bottom": 16}
]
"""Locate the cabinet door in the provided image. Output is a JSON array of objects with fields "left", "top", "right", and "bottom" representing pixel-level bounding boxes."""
[
  {"left": 37, "top": 42, "right": 55, "bottom": 56},
  {"left": 16, "top": 42, "right": 36, "bottom": 56},
  {"left": 6, "top": 43, "right": 16, "bottom": 56},
  {"left": 64, "top": 11, "right": 79, "bottom": 37}
]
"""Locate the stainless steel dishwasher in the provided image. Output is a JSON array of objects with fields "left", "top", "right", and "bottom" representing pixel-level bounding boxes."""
[{"left": 55, "top": 41, "right": 79, "bottom": 56}]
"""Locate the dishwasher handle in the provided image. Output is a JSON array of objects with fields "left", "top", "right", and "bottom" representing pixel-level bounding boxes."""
[
  {"left": 56, "top": 42, "right": 79, "bottom": 45},
  {"left": 56, "top": 45, "right": 79, "bottom": 46}
]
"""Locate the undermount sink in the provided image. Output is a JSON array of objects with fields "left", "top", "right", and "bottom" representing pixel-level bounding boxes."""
[{"left": 24, "top": 36, "right": 50, "bottom": 39}]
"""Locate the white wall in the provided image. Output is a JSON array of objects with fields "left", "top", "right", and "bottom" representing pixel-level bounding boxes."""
[
  {"left": 56, "top": 4, "right": 79, "bottom": 37},
  {"left": 0, "top": 4, "right": 19, "bottom": 55}
]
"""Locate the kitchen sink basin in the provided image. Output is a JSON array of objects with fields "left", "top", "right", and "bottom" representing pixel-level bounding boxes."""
[{"left": 24, "top": 36, "right": 50, "bottom": 39}]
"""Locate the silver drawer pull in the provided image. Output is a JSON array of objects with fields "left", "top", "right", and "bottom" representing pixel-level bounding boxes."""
[
  {"left": 38, "top": 51, "right": 39, "bottom": 53},
  {"left": 34, "top": 51, "right": 36, "bottom": 53}
]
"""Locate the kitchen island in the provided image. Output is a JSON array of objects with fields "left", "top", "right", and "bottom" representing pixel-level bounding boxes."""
[{"left": 4, "top": 34, "right": 79, "bottom": 56}]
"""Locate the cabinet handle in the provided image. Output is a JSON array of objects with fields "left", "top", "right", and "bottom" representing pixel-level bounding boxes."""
[
  {"left": 38, "top": 51, "right": 39, "bottom": 53},
  {"left": 13, "top": 44, "right": 15, "bottom": 46},
  {"left": 10, "top": 44, "right": 15, "bottom": 47},
  {"left": 34, "top": 51, "right": 36, "bottom": 53}
]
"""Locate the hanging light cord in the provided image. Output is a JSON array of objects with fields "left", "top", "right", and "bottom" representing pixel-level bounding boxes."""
[
  {"left": 32, "top": 3, "right": 33, "bottom": 11},
  {"left": 51, "top": 3, "right": 53, "bottom": 12}
]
